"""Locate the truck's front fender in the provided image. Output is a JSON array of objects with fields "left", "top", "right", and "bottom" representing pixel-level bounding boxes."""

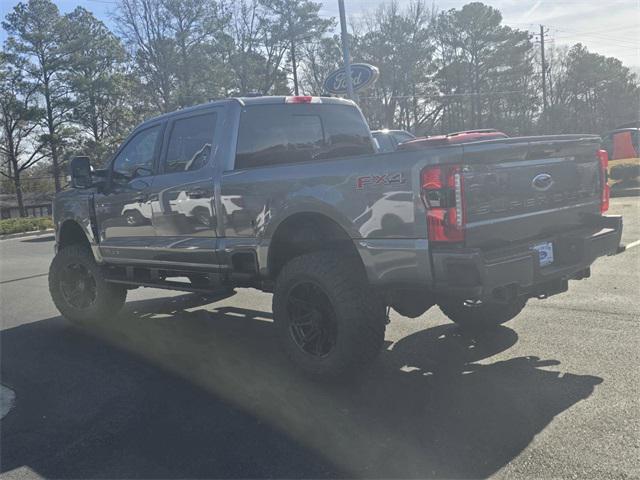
[{"left": 53, "top": 189, "right": 102, "bottom": 262}]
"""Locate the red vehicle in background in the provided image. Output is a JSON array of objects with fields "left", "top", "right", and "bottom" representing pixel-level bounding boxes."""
[
  {"left": 398, "top": 129, "right": 508, "bottom": 151},
  {"left": 603, "top": 123, "right": 640, "bottom": 190}
]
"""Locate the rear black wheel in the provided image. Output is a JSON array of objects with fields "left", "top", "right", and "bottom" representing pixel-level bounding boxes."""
[
  {"left": 49, "top": 245, "right": 127, "bottom": 325},
  {"left": 438, "top": 297, "right": 527, "bottom": 330},
  {"left": 273, "top": 252, "right": 386, "bottom": 378},
  {"left": 286, "top": 281, "right": 338, "bottom": 358}
]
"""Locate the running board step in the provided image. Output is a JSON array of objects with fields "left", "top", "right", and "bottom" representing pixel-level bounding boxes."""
[
  {"left": 102, "top": 265, "right": 226, "bottom": 294},
  {"left": 105, "top": 278, "right": 224, "bottom": 294}
]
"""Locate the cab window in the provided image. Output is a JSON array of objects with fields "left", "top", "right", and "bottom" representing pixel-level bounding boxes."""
[
  {"left": 235, "top": 104, "right": 373, "bottom": 170},
  {"left": 112, "top": 125, "right": 161, "bottom": 180},
  {"left": 163, "top": 112, "right": 217, "bottom": 173},
  {"left": 235, "top": 106, "right": 324, "bottom": 169},
  {"left": 321, "top": 105, "right": 374, "bottom": 159}
]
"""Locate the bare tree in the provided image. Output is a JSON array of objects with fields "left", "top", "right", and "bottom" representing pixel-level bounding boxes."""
[
  {"left": 221, "top": 0, "right": 290, "bottom": 95},
  {"left": 0, "top": 56, "right": 46, "bottom": 216},
  {"left": 3, "top": 0, "right": 73, "bottom": 192}
]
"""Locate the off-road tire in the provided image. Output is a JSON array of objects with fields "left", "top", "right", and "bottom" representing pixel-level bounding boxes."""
[
  {"left": 438, "top": 297, "right": 527, "bottom": 330},
  {"left": 272, "top": 252, "right": 386, "bottom": 378},
  {"left": 49, "top": 244, "right": 127, "bottom": 325}
]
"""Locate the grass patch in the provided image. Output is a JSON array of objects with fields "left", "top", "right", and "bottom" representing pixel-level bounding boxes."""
[{"left": 0, "top": 217, "right": 54, "bottom": 235}]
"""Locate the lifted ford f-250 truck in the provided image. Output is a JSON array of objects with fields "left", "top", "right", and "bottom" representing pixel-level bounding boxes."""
[{"left": 49, "top": 95, "right": 623, "bottom": 377}]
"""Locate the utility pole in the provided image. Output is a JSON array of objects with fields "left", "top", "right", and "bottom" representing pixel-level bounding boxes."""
[
  {"left": 338, "top": 0, "right": 354, "bottom": 100},
  {"left": 540, "top": 25, "right": 548, "bottom": 113}
]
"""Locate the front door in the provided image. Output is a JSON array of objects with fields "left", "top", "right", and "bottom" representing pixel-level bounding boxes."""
[
  {"left": 146, "top": 109, "right": 222, "bottom": 268},
  {"left": 95, "top": 123, "right": 163, "bottom": 262}
]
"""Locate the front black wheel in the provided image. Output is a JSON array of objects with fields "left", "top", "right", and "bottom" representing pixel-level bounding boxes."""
[
  {"left": 438, "top": 297, "right": 527, "bottom": 330},
  {"left": 273, "top": 252, "right": 386, "bottom": 378},
  {"left": 49, "top": 245, "right": 127, "bottom": 325}
]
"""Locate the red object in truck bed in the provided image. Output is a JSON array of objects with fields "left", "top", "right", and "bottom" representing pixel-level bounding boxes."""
[{"left": 398, "top": 129, "right": 508, "bottom": 151}]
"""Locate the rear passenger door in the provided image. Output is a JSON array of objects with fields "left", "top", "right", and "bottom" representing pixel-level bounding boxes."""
[
  {"left": 219, "top": 103, "right": 375, "bottom": 239},
  {"left": 146, "top": 108, "right": 223, "bottom": 268}
]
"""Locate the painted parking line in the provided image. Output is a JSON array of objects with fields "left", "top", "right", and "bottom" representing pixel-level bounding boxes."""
[
  {"left": 625, "top": 239, "right": 640, "bottom": 250},
  {"left": 0, "top": 272, "right": 48, "bottom": 285}
]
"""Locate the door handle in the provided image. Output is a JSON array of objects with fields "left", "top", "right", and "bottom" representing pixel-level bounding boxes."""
[
  {"left": 187, "top": 188, "right": 207, "bottom": 199},
  {"left": 133, "top": 193, "right": 147, "bottom": 202}
]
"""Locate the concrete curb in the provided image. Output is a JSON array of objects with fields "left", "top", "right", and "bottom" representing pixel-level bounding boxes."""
[{"left": 0, "top": 229, "right": 55, "bottom": 241}]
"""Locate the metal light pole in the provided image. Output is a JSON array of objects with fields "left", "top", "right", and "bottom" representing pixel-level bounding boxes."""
[{"left": 338, "top": 0, "right": 354, "bottom": 100}]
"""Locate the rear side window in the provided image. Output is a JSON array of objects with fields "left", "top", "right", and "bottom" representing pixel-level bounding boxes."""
[
  {"left": 235, "top": 104, "right": 373, "bottom": 169},
  {"left": 163, "top": 112, "right": 217, "bottom": 173}
]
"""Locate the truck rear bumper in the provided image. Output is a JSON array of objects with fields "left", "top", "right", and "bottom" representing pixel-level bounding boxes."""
[{"left": 430, "top": 215, "right": 623, "bottom": 302}]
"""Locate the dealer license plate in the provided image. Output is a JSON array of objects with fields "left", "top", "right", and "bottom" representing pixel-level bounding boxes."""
[{"left": 532, "top": 241, "right": 554, "bottom": 267}]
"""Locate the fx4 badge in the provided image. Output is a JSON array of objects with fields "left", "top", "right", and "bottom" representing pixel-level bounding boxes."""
[{"left": 356, "top": 172, "right": 406, "bottom": 189}]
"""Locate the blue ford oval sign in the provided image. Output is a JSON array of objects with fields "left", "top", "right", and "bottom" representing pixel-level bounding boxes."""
[{"left": 323, "top": 63, "right": 379, "bottom": 95}]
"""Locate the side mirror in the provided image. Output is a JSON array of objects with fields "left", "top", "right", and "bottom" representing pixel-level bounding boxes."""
[{"left": 70, "top": 156, "right": 92, "bottom": 189}]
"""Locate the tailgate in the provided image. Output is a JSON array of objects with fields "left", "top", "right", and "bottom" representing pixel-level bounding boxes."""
[{"left": 462, "top": 135, "right": 602, "bottom": 248}]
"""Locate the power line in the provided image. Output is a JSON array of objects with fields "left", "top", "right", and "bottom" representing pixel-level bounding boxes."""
[
  {"left": 553, "top": 36, "right": 639, "bottom": 50},
  {"left": 548, "top": 25, "right": 638, "bottom": 46},
  {"left": 358, "top": 91, "right": 528, "bottom": 100},
  {"left": 536, "top": 25, "right": 637, "bottom": 46},
  {"left": 511, "top": 21, "right": 639, "bottom": 46},
  {"left": 552, "top": 32, "right": 638, "bottom": 47},
  {"left": 563, "top": 25, "right": 639, "bottom": 37}
]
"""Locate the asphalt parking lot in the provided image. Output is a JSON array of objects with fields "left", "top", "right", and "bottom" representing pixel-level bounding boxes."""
[{"left": 1, "top": 196, "right": 639, "bottom": 479}]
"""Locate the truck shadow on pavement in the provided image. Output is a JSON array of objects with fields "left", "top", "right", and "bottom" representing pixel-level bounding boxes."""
[{"left": 0, "top": 293, "right": 603, "bottom": 479}]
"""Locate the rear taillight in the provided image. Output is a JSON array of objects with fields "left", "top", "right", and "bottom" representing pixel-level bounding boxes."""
[
  {"left": 597, "top": 149, "right": 610, "bottom": 213},
  {"left": 420, "top": 165, "right": 465, "bottom": 243}
]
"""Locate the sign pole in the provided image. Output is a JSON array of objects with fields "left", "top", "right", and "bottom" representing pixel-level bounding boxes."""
[{"left": 338, "top": 0, "right": 355, "bottom": 100}]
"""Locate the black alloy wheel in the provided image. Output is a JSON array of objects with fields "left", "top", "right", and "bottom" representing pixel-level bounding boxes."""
[
  {"left": 49, "top": 244, "right": 127, "bottom": 324},
  {"left": 59, "top": 263, "right": 97, "bottom": 309},
  {"left": 272, "top": 251, "right": 387, "bottom": 378},
  {"left": 287, "top": 281, "right": 338, "bottom": 358}
]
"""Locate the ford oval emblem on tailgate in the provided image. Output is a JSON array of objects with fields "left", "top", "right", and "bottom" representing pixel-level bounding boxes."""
[{"left": 532, "top": 173, "right": 554, "bottom": 191}]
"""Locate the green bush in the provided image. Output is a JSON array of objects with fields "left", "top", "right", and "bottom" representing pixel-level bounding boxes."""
[{"left": 0, "top": 217, "right": 54, "bottom": 235}]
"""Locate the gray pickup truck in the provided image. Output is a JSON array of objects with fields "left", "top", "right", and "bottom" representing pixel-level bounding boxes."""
[{"left": 49, "top": 95, "right": 623, "bottom": 377}]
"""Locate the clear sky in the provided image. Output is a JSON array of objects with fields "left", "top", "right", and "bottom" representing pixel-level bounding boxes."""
[{"left": 1, "top": 0, "right": 638, "bottom": 70}]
